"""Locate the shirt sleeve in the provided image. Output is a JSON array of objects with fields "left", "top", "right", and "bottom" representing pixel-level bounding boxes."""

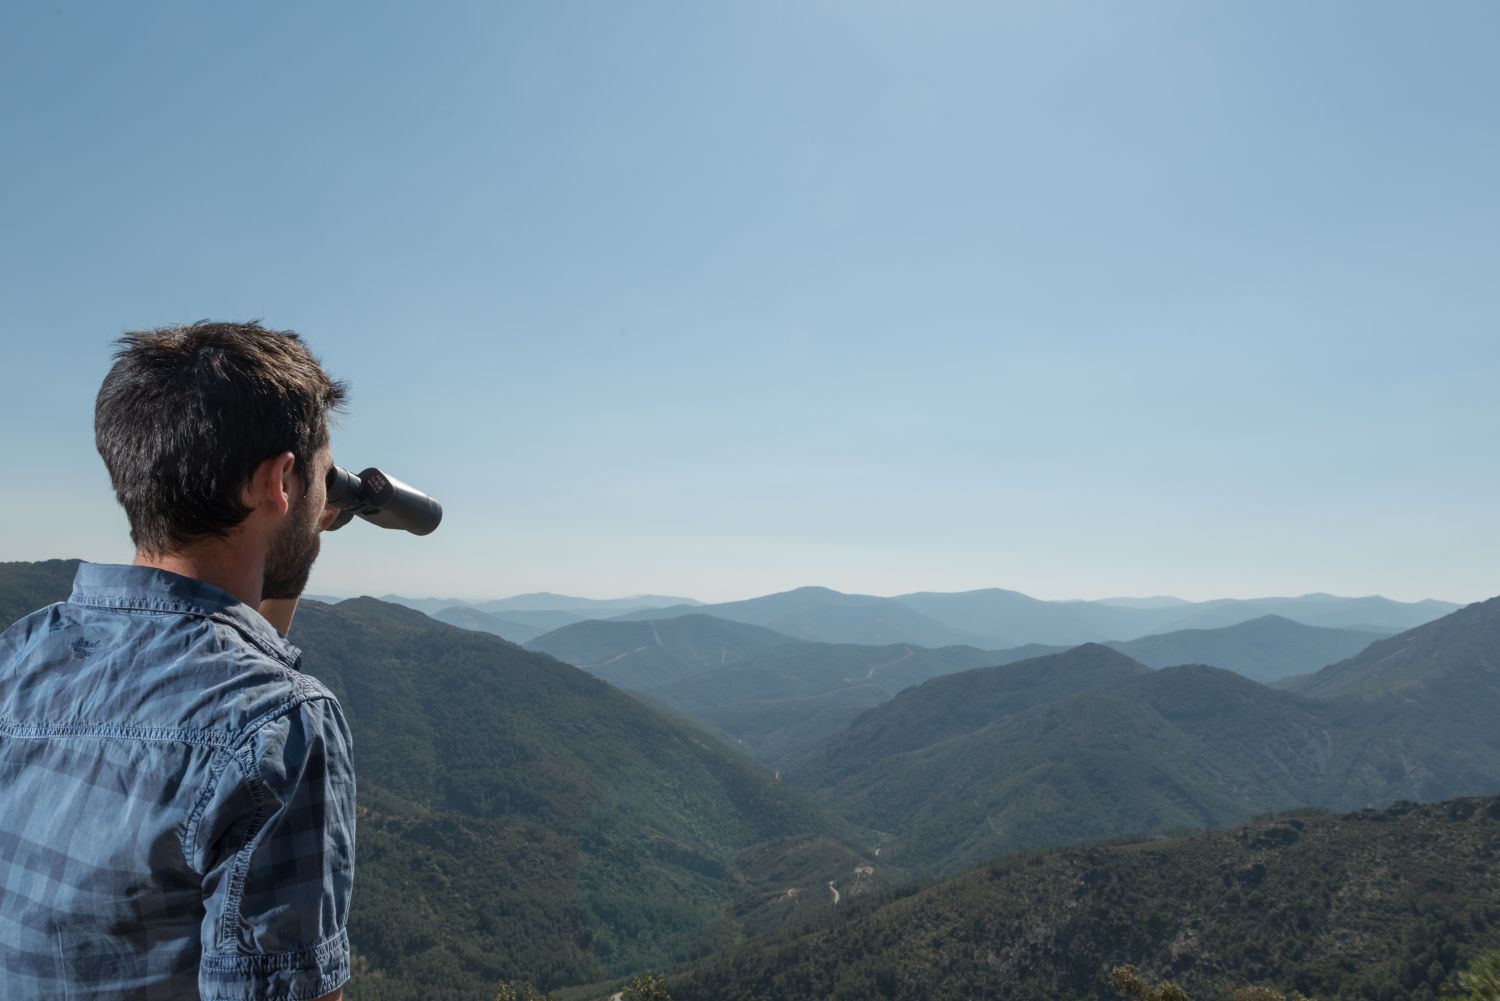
[{"left": 195, "top": 696, "right": 357, "bottom": 1001}]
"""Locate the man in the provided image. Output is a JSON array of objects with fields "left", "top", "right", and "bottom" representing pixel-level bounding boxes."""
[{"left": 0, "top": 322, "right": 356, "bottom": 1001}]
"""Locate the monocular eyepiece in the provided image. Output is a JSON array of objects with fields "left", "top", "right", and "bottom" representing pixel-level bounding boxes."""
[{"left": 325, "top": 465, "right": 443, "bottom": 536}]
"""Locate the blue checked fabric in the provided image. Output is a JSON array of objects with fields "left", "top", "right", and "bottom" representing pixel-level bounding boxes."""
[{"left": 0, "top": 563, "right": 356, "bottom": 1001}]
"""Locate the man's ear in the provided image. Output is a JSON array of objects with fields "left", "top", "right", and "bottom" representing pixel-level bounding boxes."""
[{"left": 245, "top": 452, "right": 299, "bottom": 516}]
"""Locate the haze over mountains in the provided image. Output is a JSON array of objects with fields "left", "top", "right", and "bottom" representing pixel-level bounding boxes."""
[
  {"left": 520, "top": 611, "right": 1395, "bottom": 762},
  {"left": 5, "top": 561, "right": 1496, "bottom": 1001},
  {"left": 373, "top": 582, "right": 1454, "bottom": 655},
  {"left": 618, "top": 586, "right": 1454, "bottom": 648},
  {"left": 377, "top": 583, "right": 1463, "bottom": 794},
  {"left": 784, "top": 597, "right": 1500, "bottom": 874},
  {"left": 663, "top": 796, "right": 1500, "bottom": 1001},
  {"left": 0, "top": 562, "right": 875, "bottom": 1001},
  {"left": 526, "top": 615, "right": 1037, "bottom": 764},
  {"left": 1103, "top": 615, "right": 1392, "bottom": 684}
]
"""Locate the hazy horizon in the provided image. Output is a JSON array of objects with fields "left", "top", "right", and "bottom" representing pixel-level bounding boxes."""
[
  {"left": 300, "top": 581, "right": 1467, "bottom": 608},
  {"left": 3, "top": 2, "right": 1496, "bottom": 608}
]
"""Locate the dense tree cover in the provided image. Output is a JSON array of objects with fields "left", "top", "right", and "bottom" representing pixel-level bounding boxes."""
[
  {"left": 1109, "top": 950, "right": 1500, "bottom": 1001},
  {"left": 1110, "top": 964, "right": 1320, "bottom": 1000},
  {"left": 793, "top": 652, "right": 1333, "bottom": 873},
  {"left": 620, "top": 971, "right": 673, "bottom": 1000},
  {"left": 1104, "top": 615, "right": 1386, "bottom": 684},
  {"left": 782, "top": 597, "right": 1500, "bottom": 875},
  {"left": 0, "top": 558, "right": 77, "bottom": 626},
  {"left": 655, "top": 798, "right": 1500, "bottom": 1000},
  {"left": 0, "top": 564, "right": 882, "bottom": 1001},
  {"left": 1459, "top": 951, "right": 1500, "bottom": 1001},
  {"left": 285, "top": 597, "right": 888, "bottom": 999},
  {"left": 8, "top": 562, "right": 1500, "bottom": 1001},
  {"left": 790, "top": 643, "right": 1150, "bottom": 788},
  {"left": 526, "top": 613, "right": 1021, "bottom": 766},
  {"left": 493, "top": 982, "right": 556, "bottom": 1001}
]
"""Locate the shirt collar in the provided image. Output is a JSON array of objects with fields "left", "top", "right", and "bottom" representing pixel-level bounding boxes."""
[{"left": 69, "top": 562, "right": 302, "bottom": 666}]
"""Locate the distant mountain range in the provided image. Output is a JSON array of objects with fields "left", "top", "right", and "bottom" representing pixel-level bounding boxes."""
[
  {"left": 526, "top": 615, "right": 1039, "bottom": 764},
  {"left": 785, "top": 596, "right": 1500, "bottom": 874},
  {"left": 613, "top": 586, "right": 1002, "bottom": 648},
  {"left": 614, "top": 585, "right": 1454, "bottom": 648},
  {"left": 5, "top": 560, "right": 1492, "bottom": 1000},
  {"left": 895, "top": 587, "right": 1454, "bottom": 646},
  {"left": 380, "top": 584, "right": 1456, "bottom": 651},
  {"left": 518, "top": 612, "right": 1391, "bottom": 765},
  {"left": 429, "top": 605, "right": 586, "bottom": 644},
  {"left": 0, "top": 561, "right": 874, "bottom": 1001},
  {"left": 1103, "top": 614, "right": 1391, "bottom": 683},
  {"left": 376, "top": 591, "right": 699, "bottom": 618}
]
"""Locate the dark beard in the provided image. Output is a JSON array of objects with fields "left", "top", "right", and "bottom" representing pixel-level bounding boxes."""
[{"left": 262, "top": 493, "right": 322, "bottom": 600}]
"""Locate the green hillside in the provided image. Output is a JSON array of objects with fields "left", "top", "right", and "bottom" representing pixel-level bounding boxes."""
[
  {"left": 1285, "top": 595, "right": 1499, "bottom": 700},
  {"left": 527, "top": 614, "right": 1033, "bottom": 765},
  {"left": 1287, "top": 596, "right": 1500, "bottom": 809},
  {"left": 657, "top": 795, "right": 1500, "bottom": 1001},
  {"left": 803, "top": 660, "right": 1336, "bottom": 874},
  {"left": 0, "top": 562, "right": 882, "bottom": 1000},
  {"left": 641, "top": 640, "right": 1018, "bottom": 765},
  {"left": 429, "top": 604, "right": 559, "bottom": 643},
  {"left": 526, "top": 614, "right": 802, "bottom": 690},
  {"left": 790, "top": 644, "right": 1152, "bottom": 791},
  {"left": 284, "top": 598, "right": 887, "bottom": 999},
  {"left": 0, "top": 558, "right": 78, "bottom": 626},
  {"left": 1106, "top": 614, "right": 1388, "bottom": 683},
  {"left": 788, "top": 601, "right": 1500, "bottom": 876}
]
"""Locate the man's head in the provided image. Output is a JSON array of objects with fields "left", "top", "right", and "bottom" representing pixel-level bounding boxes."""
[{"left": 95, "top": 321, "right": 347, "bottom": 598}]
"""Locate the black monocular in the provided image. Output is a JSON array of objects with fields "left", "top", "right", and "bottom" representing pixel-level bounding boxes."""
[{"left": 325, "top": 466, "right": 443, "bottom": 536}]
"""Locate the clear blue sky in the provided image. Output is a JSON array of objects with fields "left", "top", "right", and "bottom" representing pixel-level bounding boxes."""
[{"left": 2, "top": 1, "right": 1496, "bottom": 604}]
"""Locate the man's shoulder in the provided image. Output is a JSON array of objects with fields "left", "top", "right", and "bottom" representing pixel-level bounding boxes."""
[{"left": 0, "top": 596, "right": 342, "bottom": 747}]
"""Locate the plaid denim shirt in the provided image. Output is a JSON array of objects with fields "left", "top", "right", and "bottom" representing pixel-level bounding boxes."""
[{"left": 0, "top": 563, "right": 356, "bottom": 1001}]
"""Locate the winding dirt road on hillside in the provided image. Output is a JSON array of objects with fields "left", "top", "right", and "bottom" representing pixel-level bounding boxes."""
[{"left": 865, "top": 646, "right": 914, "bottom": 680}]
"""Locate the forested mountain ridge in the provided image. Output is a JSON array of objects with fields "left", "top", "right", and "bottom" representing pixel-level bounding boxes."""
[
  {"left": 653, "top": 795, "right": 1500, "bottom": 1001},
  {"left": 1281, "top": 595, "right": 1500, "bottom": 811},
  {"left": 396, "top": 581, "right": 1453, "bottom": 658},
  {"left": 1103, "top": 614, "right": 1389, "bottom": 683},
  {"left": 794, "top": 657, "right": 1341, "bottom": 874},
  {"left": 779, "top": 598, "right": 1500, "bottom": 875},
  {"left": 892, "top": 587, "right": 1454, "bottom": 646},
  {"left": 428, "top": 604, "right": 571, "bottom": 643},
  {"left": 283, "top": 599, "right": 888, "bottom": 999},
  {"left": 0, "top": 558, "right": 78, "bottom": 627},
  {"left": 526, "top": 614, "right": 803, "bottom": 689},
  {"left": 0, "top": 562, "right": 881, "bottom": 1001},
  {"left": 517, "top": 614, "right": 1409, "bottom": 770},
  {"left": 789, "top": 644, "right": 1152, "bottom": 791},
  {"left": 526, "top": 614, "right": 1046, "bottom": 764},
  {"left": 612, "top": 586, "right": 1002, "bottom": 648},
  {"left": 7, "top": 561, "right": 1495, "bottom": 1000},
  {"left": 1284, "top": 594, "right": 1498, "bottom": 699},
  {"left": 478, "top": 591, "right": 701, "bottom": 614}
]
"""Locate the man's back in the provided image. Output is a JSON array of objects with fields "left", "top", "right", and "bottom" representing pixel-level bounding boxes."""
[{"left": 0, "top": 563, "right": 355, "bottom": 1001}]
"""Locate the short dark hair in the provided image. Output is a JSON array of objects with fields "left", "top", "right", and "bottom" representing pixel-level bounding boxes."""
[{"left": 95, "top": 320, "right": 348, "bottom": 554}]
